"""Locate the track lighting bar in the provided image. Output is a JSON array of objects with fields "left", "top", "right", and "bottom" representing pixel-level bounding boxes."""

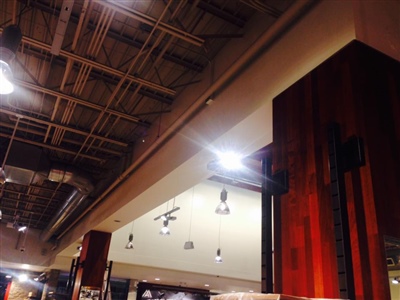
[{"left": 153, "top": 206, "right": 180, "bottom": 221}]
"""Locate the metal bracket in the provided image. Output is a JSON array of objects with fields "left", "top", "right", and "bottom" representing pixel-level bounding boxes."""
[
  {"left": 341, "top": 136, "right": 365, "bottom": 172},
  {"left": 269, "top": 169, "right": 289, "bottom": 195}
]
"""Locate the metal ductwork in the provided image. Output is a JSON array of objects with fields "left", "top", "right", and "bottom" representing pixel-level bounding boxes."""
[
  {"left": 3, "top": 141, "right": 94, "bottom": 241},
  {"left": 39, "top": 163, "right": 94, "bottom": 242}
]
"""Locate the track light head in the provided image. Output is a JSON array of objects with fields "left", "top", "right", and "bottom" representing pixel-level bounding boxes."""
[
  {"left": 215, "top": 188, "right": 230, "bottom": 215},
  {"left": 125, "top": 233, "right": 134, "bottom": 249},
  {"left": 215, "top": 248, "right": 223, "bottom": 263},
  {"left": 160, "top": 220, "right": 170, "bottom": 236}
]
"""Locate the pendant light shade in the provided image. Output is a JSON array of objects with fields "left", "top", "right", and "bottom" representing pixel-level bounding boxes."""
[
  {"left": 215, "top": 248, "right": 223, "bottom": 263},
  {"left": 125, "top": 233, "right": 134, "bottom": 249},
  {"left": 215, "top": 187, "right": 230, "bottom": 215},
  {"left": 125, "top": 221, "right": 134, "bottom": 249},
  {"left": 160, "top": 220, "right": 170, "bottom": 235},
  {"left": 184, "top": 187, "right": 195, "bottom": 249}
]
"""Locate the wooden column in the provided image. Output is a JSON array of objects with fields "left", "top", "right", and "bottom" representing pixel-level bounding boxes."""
[
  {"left": 272, "top": 41, "right": 400, "bottom": 299},
  {"left": 71, "top": 230, "right": 112, "bottom": 300}
]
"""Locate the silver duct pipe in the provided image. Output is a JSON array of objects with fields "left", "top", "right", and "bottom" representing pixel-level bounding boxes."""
[{"left": 39, "top": 163, "right": 94, "bottom": 242}]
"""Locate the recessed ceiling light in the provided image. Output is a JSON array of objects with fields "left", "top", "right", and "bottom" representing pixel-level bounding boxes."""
[
  {"left": 249, "top": 290, "right": 254, "bottom": 293},
  {"left": 155, "top": 278, "right": 160, "bottom": 281},
  {"left": 142, "top": 280, "right": 147, "bottom": 282},
  {"left": 204, "top": 284, "right": 209, "bottom": 287},
  {"left": 5, "top": 275, "right": 12, "bottom": 279}
]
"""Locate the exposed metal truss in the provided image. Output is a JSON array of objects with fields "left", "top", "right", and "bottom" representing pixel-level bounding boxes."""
[{"left": 0, "top": 0, "right": 293, "bottom": 239}]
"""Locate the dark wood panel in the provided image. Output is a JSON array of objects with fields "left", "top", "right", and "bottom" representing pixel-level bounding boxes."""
[
  {"left": 272, "top": 40, "right": 400, "bottom": 299},
  {"left": 72, "top": 230, "right": 112, "bottom": 299}
]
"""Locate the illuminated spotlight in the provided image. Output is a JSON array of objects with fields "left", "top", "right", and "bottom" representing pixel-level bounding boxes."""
[
  {"left": 217, "top": 151, "right": 243, "bottom": 170},
  {"left": 0, "top": 60, "right": 14, "bottom": 94},
  {"left": 18, "top": 274, "right": 28, "bottom": 282},
  {"left": 18, "top": 225, "right": 27, "bottom": 232},
  {"left": 215, "top": 187, "right": 230, "bottom": 215},
  {"left": 392, "top": 277, "right": 399, "bottom": 284},
  {"left": 159, "top": 220, "right": 170, "bottom": 236},
  {"left": 214, "top": 248, "right": 223, "bottom": 263},
  {"left": 0, "top": 25, "right": 23, "bottom": 95}
]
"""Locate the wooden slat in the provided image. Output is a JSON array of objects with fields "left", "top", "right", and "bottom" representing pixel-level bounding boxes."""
[{"left": 272, "top": 40, "right": 400, "bottom": 299}]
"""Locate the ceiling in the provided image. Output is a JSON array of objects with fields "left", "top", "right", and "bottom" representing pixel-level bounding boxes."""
[
  {"left": 0, "top": 0, "right": 293, "bottom": 293},
  {"left": 0, "top": 0, "right": 292, "bottom": 239},
  {"left": 1, "top": 0, "right": 400, "bottom": 295}
]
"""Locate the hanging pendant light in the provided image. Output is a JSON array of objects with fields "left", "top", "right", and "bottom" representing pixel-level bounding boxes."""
[
  {"left": 215, "top": 248, "right": 223, "bottom": 263},
  {"left": 215, "top": 186, "right": 230, "bottom": 215},
  {"left": 184, "top": 187, "right": 195, "bottom": 249},
  {"left": 125, "top": 233, "right": 134, "bottom": 249},
  {"left": 215, "top": 216, "right": 223, "bottom": 263},
  {"left": 155, "top": 198, "right": 179, "bottom": 235},
  {"left": 125, "top": 221, "right": 134, "bottom": 249},
  {"left": 159, "top": 220, "right": 170, "bottom": 236}
]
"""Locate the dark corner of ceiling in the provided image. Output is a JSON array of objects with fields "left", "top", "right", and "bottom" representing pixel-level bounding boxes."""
[{"left": 0, "top": 140, "right": 133, "bottom": 243}]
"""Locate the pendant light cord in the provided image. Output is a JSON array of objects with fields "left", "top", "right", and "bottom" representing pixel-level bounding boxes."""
[
  {"left": 218, "top": 215, "right": 221, "bottom": 248},
  {"left": 188, "top": 187, "right": 194, "bottom": 240}
]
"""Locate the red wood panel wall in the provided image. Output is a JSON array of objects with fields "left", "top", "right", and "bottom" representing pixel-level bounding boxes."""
[
  {"left": 72, "top": 230, "right": 112, "bottom": 300},
  {"left": 272, "top": 41, "right": 400, "bottom": 299}
]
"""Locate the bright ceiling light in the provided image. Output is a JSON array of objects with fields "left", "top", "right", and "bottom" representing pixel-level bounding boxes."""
[
  {"left": 0, "top": 25, "right": 22, "bottom": 95},
  {"left": 217, "top": 151, "right": 243, "bottom": 170},
  {"left": 0, "top": 60, "right": 14, "bottom": 94},
  {"left": 18, "top": 274, "right": 28, "bottom": 282},
  {"left": 392, "top": 277, "right": 399, "bottom": 284},
  {"left": 18, "top": 225, "right": 27, "bottom": 232},
  {"left": 215, "top": 187, "right": 230, "bottom": 215}
]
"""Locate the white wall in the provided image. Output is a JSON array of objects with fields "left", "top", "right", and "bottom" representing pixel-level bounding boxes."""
[
  {"left": 0, "top": 223, "right": 53, "bottom": 269},
  {"left": 108, "top": 180, "right": 261, "bottom": 292}
]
